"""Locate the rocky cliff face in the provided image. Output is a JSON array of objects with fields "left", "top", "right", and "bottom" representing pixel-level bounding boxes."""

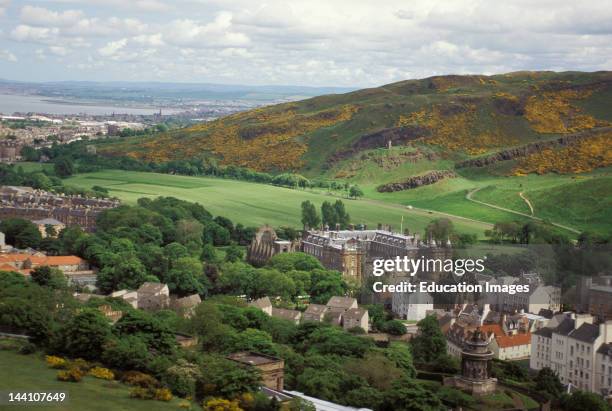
[{"left": 376, "top": 170, "right": 456, "bottom": 192}]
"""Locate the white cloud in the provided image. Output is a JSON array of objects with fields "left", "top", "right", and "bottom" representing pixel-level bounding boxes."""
[
  {"left": 0, "top": 49, "right": 17, "bottom": 62},
  {"left": 0, "top": 0, "right": 10, "bottom": 16},
  {"left": 133, "top": 33, "right": 164, "bottom": 46},
  {"left": 98, "top": 38, "right": 127, "bottom": 56},
  {"left": 10, "top": 25, "right": 59, "bottom": 43},
  {"left": 49, "top": 46, "right": 69, "bottom": 56},
  {"left": 21, "top": 5, "right": 83, "bottom": 27},
  {"left": 2, "top": 0, "right": 612, "bottom": 85},
  {"left": 165, "top": 13, "right": 250, "bottom": 48}
]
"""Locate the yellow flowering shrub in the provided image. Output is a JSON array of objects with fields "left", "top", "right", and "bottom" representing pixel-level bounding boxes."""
[
  {"left": 45, "top": 355, "right": 67, "bottom": 369},
  {"left": 88, "top": 367, "right": 115, "bottom": 380},
  {"left": 513, "top": 133, "right": 612, "bottom": 175},
  {"left": 202, "top": 398, "right": 243, "bottom": 411}
]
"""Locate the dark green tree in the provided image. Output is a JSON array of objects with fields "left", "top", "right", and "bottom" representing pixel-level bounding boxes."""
[
  {"left": 53, "top": 156, "right": 74, "bottom": 178},
  {"left": 411, "top": 315, "right": 447, "bottom": 363},
  {"left": 301, "top": 200, "right": 320, "bottom": 229},
  {"left": 57, "top": 309, "right": 112, "bottom": 360},
  {"left": 225, "top": 245, "right": 244, "bottom": 262}
]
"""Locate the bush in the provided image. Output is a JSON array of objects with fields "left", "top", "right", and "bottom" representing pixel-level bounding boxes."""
[
  {"left": 57, "top": 368, "right": 83, "bottom": 382},
  {"left": 129, "top": 387, "right": 173, "bottom": 402},
  {"left": 46, "top": 355, "right": 67, "bottom": 369},
  {"left": 69, "top": 358, "right": 92, "bottom": 372},
  {"left": 121, "top": 371, "right": 160, "bottom": 389},
  {"left": 18, "top": 342, "right": 37, "bottom": 355},
  {"left": 89, "top": 367, "right": 115, "bottom": 380},
  {"left": 129, "top": 387, "right": 153, "bottom": 400},
  {"left": 153, "top": 388, "right": 173, "bottom": 401}
]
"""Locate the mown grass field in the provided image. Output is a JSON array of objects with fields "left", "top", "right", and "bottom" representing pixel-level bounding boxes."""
[
  {"left": 0, "top": 349, "right": 188, "bottom": 411},
  {"left": 65, "top": 170, "right": 493, "bottom": 238}
]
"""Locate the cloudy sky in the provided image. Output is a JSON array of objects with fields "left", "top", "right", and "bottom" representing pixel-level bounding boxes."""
[{"left": 0, "top": 0, "right": 611, "bottom": 87}]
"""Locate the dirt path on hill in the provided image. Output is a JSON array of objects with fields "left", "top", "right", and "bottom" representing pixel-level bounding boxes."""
[
  {"left": 519, "top": 192, "right": 534, "bottom": 216},
  {"left": 466, "top": 187, "right": 581, "bottom": 234}
]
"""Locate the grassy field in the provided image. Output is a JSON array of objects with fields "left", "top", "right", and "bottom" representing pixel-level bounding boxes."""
[
  {"left": 351, "top": 159, "right": 612, "bottom": 235},
  {"left": 0, "top": 349, "right": 188, "bottom": 411},
  {"left": 65, "top": 170, "right": 493, "bottom": 238}
]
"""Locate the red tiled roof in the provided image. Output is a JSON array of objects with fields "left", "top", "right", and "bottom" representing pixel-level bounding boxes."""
[{"left": 496, "top": 333, "right": 531, "bottom": 348}]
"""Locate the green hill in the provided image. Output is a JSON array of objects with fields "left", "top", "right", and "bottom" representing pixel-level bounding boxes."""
[{"left": 94, "top": 71, "right": 612, "bottom": 236}]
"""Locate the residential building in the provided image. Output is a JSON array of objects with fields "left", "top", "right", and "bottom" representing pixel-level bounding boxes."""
[
  {"left": 326, "top": 296, "right": 358, "bottom": 311},
  {"left": 271, "top": 307, "right": 302, "bottom": 324},
  {"left": 498, "top": 273, "right": 561, "bottom": 314},
  {"left": 0, "top": 185, "right": 119, "bottom": 232},
  {"left": 171, "top": 294, "right": 201, "bottom": 318},
  {"left": 110, "top": 289, "right": 139, "bottom": 308},
  {"left": 228, "top": 352, "right": 285, "bottom": 391},
  {"left": 136, "top": 282, "right": 170, "bottom": 311},
  {"left": 303, "top": 304, "right": 327, "bottom": 322},
  {"left": 530, "top": 312, "right": 612, "bottom": 393},
  {"left": 343, "top": 308, "right": 369, "bottom": 332},
  {"left": 577, "top": 276, "right": 612, "bottom": 321},
  {"left": 249, "top": 296, "right": 273, "bottom": 316},
  {"left": 391, "top": 284, "right": 433, "bottom": 321},
  {"left": 32, "top": 218, "right": 65, "bottom": 238},
  {"left": 0, "top": 253, "right": 95, "bottom": 286}
]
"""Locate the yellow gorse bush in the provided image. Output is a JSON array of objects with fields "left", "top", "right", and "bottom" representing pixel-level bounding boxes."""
[{"left": 88, "top": 367, "right": 115, "bottom": 380}]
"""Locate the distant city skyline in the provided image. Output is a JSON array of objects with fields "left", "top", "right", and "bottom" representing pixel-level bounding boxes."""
[{"left": 0, "top": 0, "right": 611, "bottom": 87}]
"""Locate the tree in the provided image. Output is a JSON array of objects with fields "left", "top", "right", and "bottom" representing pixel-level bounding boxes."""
[
  {"left": 309, "top": 269, "right": 347, "bottom": 304},
  {"left": 385, "top": 342, "right": 416, "bottom": 378},
  {"left": 230, "top": 328, "right": 278, "bottom": 356},
  {"left": 0, "top": 218, "right": 42, "bottom": 249},
  {"left": 349, "top": 185, "right": 364, "bottom": 199},
  {"left": 378, "top": 378, "right": 443, "bottom": 411},
  {"left": 321, "top": 201, "right": 338, "bottom": 228},
  {"left": 57, "top": 309, "right": 112, "bottom": 360},
  {"left": 113, "top": 310, "right": 176, "bottom": 355},
  {"left": 411, "top": 315, "right": 447, "bottom": 363},
  {"left": 382, "top": 320, "right": 407, "bottom": 336},
  {"left": 201, "top": 243, "right": 219, "bottom": 263},
  {"left": 54, "top": 156, "right": 74, "bottom": 178},
  {"left": 534, "top": 367, "right": 564, "bottom": 399},
  {"left": 225, "top": 245, "right": 244, "bottom": 263},
  {"left": 96, "top": 255, "right": 147, "bottom": 293},
  {"left": 175, "top": 219, "right": 204, "bottom": 250},
  {"left": 334, "top": 200, "right": 350, "bottom": 229},
  {"left": 425, "top": 218, "right": 454, "bottom": 245},
  {"left": 30, "top": 266, "right": 67, "bottom": 289},
  {"left": 268, "top": 252, "right": 322, "bottom": 272},
  {"left": 196, "top": 355, "right": 261, "bottom": 400},
  {"left": 165, "top": 257, "right": 207, "bottom": 296},
  {"left": 560, "top": 391, "right": 611, "bottom": 411},
  {"left": 301, "top": 201, "right": 320, "bottom": 229}
]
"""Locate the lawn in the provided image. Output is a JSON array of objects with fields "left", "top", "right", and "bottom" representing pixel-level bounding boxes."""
[
  {"left": 0, "top": 349, "right": 189, "bottom": 411},
  {"left": 65, "top": 170, "right": 492, "bottom": 238}
]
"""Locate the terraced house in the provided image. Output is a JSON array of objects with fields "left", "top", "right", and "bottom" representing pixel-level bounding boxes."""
[{"left": 531, "top": 312, "right": 612, "bottom": 393}]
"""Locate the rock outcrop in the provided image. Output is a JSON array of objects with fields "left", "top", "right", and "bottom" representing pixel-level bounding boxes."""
[{"left": 376, "top": 170, "right": 456, "bottom": 192}]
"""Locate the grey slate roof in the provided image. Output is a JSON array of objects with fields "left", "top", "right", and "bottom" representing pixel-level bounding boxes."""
[{"left": 568, "top": 323, "right": 599, "bottom": 343}]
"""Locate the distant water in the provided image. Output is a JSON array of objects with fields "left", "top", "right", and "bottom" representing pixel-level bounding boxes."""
[{"left": 0, "top": 93, "right": 179, "bottom": 115}]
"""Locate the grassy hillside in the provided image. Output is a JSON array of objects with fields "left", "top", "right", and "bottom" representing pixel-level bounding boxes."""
[
  {"left": 0, "top": 349, "right": 188, "bottom": 411},
  {"left": 65, "top": 170, "right": 494, "bottom": 237},
  {"left": 84, "top": 72, "right": 612, "bottom": 236},
  {"left": 99, "top": 71, "right": 612, "bottom": 175}
]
